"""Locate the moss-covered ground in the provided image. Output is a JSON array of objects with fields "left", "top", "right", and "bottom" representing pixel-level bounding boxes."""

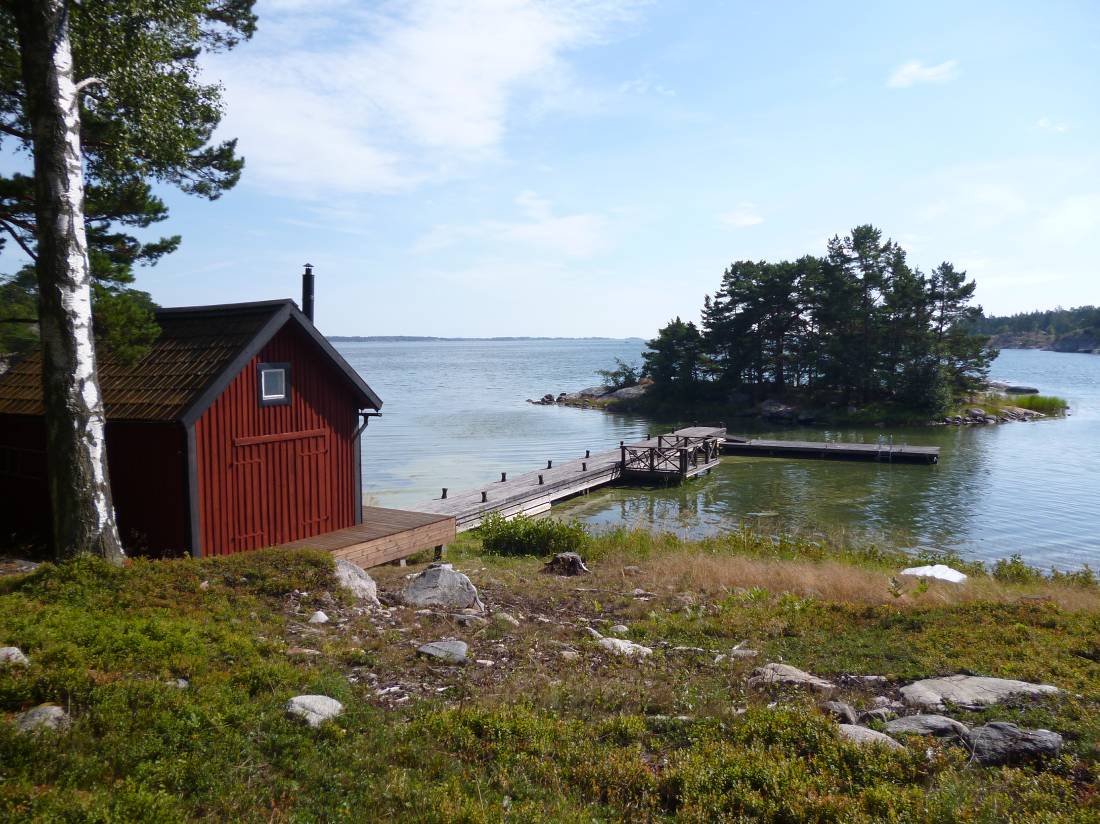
[{"left": 1, "top": 530, "right": 1097, "bottom": 822}]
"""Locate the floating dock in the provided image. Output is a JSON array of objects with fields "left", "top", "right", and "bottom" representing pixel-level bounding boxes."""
[{"left": 722, "top": 437, "right": 939, "bottom": 464}]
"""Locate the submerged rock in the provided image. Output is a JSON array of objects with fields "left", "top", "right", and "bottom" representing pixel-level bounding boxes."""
[
  {"left": 286, "top": 695, "right": 344, "bottom": 727},
  {"left": 417, "top": 640, "right": 468, "bottom": 665},
  {"left": 899, "top": 564, "right": 967, "bottom": 584},
  {"left": 748, "top": 663, "right": 835, "bottom": 694},
  {"left": 885, "top": 714, "right": 968, "bottom": 738},
  {"left": 967, "top": 722, "right": 1062, "bottom": 765},
  {"left": 837, "top": 724, "right": 904, "bottom": 750},
  {"left": 901, "top": 675, "right": 1060, "bottom": 710},
  {"left": 334, "top": 559, "right": 380, "bottom": 605},
  {"left": 402, "top": 563, "right": 483, "bottom": 611},
  {"left": 15, "top": 704, "right": 70, "bottom": 734}
]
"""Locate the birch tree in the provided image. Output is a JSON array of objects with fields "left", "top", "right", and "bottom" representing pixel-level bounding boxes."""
[{"left": 2, "top": 0, "right": 256, "bottom": 561}]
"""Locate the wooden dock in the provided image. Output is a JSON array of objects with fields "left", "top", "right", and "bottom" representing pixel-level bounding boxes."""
[
  {"left": 722, "top": 438, "right": 939, "bottom": 464},
  {"left": 413, "top": 426, "right": 725, "bottom": 531},
  {"left": 277, "top": 506, "right": 455, "bottom": 568}
]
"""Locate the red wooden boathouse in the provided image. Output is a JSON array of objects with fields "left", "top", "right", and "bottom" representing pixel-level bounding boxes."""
[{"left": 0, "top": 296, "right": 384, "bottom": 557}]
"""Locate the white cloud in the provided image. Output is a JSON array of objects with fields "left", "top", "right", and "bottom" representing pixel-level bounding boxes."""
[
  {"left": 887, "top": 59, "right": 959, "bottom": 88},
  {"left": 1036, "top": 117, "right": 1070, "bottom": 133},
  {"left": 417, "top": 191, "right": 611, "bottom": 258},
  {"left": 719, "top": 203, "right": 764, "bottom": 228},
  {"left": 208, "top": 0, "right": 643, "bottom": 195}
]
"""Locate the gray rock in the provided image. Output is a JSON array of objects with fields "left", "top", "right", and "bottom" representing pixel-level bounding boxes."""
[
  {"left": 967, "top": 722, "right": 1062, "bottom": 766},
  {"left": 286, "top": 695, "right": 344, "bottom": 727},
  {"left": 598, "top": 637, "right": 652, "bottom": 658},
  {"left": 901, "top": 675, "right": 1060, "bottom": 710},
  {"left": 820, "top": 700, "right": 859, "bottom": 724},
  {"left": 562, "top": 385, "right": 612, "bottom": 400},
  {"left": 15, "top": 704, "right": 70, "bottom": 734},
  {"left": 166, "top": 677, "right": 190, "bottom": 690},
  {"left": 859, "top": 708, "right": 896, "bottom": 724},
  {"left": 454, "top": 614, "right": 488, "bottom": 627},
  {"left": 417, "top": 639, "right": 468, "bottom": 665},
  {"left": 608, "top": 624, "right": 629, "bottom": 635},
  {"left": 748, "top": 663, "right": 835, "bottom": 693},
  {"left": 560, "top": 649, "right": 580, "bottom": 661},
  {"left": 0, "top": 646, "right": 29, "bottom": 666},
  {"left": 334, "top": 559, "right": 380, "bottom": 605},
  {"left": 308, "top": 610, "right": 329, "bottom": 625},
  {"left": 837, "top": 724, "right": 904, "bottom": 751},
  {"left": 606, "top": 384, "right": 648, "bottom": 400},
  {"left": 885, "top": 714, "right": 968, "bottom": 738},
  {"left": 760, "top": 399, "right": 797, "bottom": 421},
  {"left": 402, "top": 563, "right": 483, "bottom": 611}
]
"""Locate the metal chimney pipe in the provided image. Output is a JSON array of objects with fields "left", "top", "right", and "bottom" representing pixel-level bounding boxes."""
[{"left": 302, "top": 263, "right": 315, "bottom": 322}]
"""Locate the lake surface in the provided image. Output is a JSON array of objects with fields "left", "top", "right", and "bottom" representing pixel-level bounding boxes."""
[{"left": 337, "top": 340, "right": 1100, "bottom": 571}]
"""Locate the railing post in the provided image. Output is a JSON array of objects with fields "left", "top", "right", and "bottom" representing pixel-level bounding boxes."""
[
  {"left": 679, "top": 447, "right": 688, "bottom": 477},
  {"left": 441, "top": 487, "right": 448, "bottom": 499},
  {"left": 621, "top": 443, "right": 627, "bottom": 471}
]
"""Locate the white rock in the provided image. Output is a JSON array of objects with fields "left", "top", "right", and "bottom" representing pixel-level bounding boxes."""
[
  {"left": 286, "top": 695, "right": 344, "bottom": 727},
  {"left": 748, "top": 663, "right": 835, "bottom": 693},
  {"left": 901, "top": 674, "right": 1060, "bottom": 710},
  {"left": 308, "top": 610, "right": 329, "bottom": 625},
  {"left": 475, "top": 659, "right": 495, "bottom": 667},
  {"left": 899, "top": 564, "right": 967, "bottom": 583},
  {"left": 15, "top": 704, "right": 70, "bottom": 734},
  {"left": 598, "top": 637, "right": 652, "bottom": 658},
  {"left": 560, "top": 649, "right": 580, "bottom": 661},
  {"left": 494, "top": 612, "right": 520, "bottom": 627},
  {"left": 837, "top": 724, "right": 904, "bottom": 751},
  {"left": 609, "top": 624, "right": 629, "bottom": 635},
  {"left": 0, "top": 646, "right": 29, "bottom": 666},
  {"left": 401, "top": 563, "right": 483, "bottom": 611},
  {"left": 334, "top": 559, "right": 380, "bottom": 605}
]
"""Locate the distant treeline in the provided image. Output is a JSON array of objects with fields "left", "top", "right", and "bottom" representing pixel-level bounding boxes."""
[
  {"left": 641, "top": 225, "right": 994, "bottom": 414},
  {"left": 971, "top": 305, "right": 1100, "bottom": 337}
]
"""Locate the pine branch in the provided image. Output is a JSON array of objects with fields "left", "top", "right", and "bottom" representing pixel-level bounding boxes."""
[{"left": 0, "top": 218, "right": 37, "bottom": 260}]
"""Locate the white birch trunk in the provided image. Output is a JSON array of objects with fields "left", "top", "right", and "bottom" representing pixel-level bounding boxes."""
[{"left": 16, "top": 0, "right": 124, "bottom": 563}]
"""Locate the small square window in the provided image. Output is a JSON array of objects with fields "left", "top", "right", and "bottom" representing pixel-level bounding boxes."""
[{"left": 258, "top": 363, "right": 291, "bottom": 406}]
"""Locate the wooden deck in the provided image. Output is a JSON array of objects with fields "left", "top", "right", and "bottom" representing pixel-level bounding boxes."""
[
  {"left": 722, "top": 438, "right": 939, "bottom": 464},
  {"left": 413, "top": 427, "right": 725, "bottom": 531},
  {"left": 277, "top": 506, "right": 456, "bottom": 568}
]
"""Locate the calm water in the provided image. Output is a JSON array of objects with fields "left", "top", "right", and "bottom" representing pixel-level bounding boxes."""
[{"left": 337, "top": 341, "right": 1100, "bottom": 570}]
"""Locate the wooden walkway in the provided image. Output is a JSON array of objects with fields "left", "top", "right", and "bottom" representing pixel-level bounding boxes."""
[
  {"left": 414, "top": 427, "right": 725, "bottom": 531},
  {"left": 277, "top": 506, "right": 455, "bottom": 568},
  {"left": 722, "top": 438, "right": 939, "bottom": 464}
]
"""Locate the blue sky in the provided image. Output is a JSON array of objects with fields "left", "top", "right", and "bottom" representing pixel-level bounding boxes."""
[{"left": 14, "top": 0, "right": 1100, "bottom": 336}]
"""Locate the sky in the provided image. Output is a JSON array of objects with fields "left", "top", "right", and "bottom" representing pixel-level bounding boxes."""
[{"left": 11, "top": 0, "right": 1100, "bottom": 337}]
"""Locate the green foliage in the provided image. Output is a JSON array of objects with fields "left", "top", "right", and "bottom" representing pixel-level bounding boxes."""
[
  {"left": 0, "top": 2, "right": 257, "bottom": 357},
  {"left": 992, "top": 554, "right": 1047, "bottom": 585},
  {"left": 1012, "top": 394, "right": 1070, "bottom": 415},
  {"left": 595, "top": 357, "right": 641, "bottom": 390},
  {"left": 643, "top": 225, "right": 994, "bottom": 416},
  {"left": 478, "top": 512, "right": 590, "bottom": 557}
]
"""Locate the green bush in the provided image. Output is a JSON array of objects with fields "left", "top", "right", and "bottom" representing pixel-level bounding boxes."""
[
  {"left": 478, "top": 513, "right": 589, "bottom": 557},
  {"left": 1012, "top": 394, "right": 1069, "bottom": 415},
  {"left": 992, "top": 554, "right": 1045, "bottom": 584}
]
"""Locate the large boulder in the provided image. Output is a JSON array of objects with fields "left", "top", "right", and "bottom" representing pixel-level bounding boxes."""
[
  {"left": 885, "top": 714, "right": 969, "bottom": 739},
  {"left": 606, "top": 384, "right": 649, "bottom": 401},
  {"left": 748, "top": 663, "right": 835, "bottom": 694},
  {"left": 401, "top": 563, "right": 483, "bottom": 611},
  {"left": 286, "top": 695, "right": 344, "bottom": 728},
  {"left": 966, "top": 722, "right": 1062, "bottom": 766},
  {"left": 417, "top": 640, "right": 468, "bottom": 665},
  {"left": 820, "top": 700, "right": 858, "bottom": 725},
  {"left": 334, "top": 559, "right": 380, "bottom": 605},
  {"left": 14, "top": 704, "right": 70, "bottom": 734},
  {"left": 900, "top": 675, "right": 1059, "bottom": 711},
  {"left": 562, "top": 385, "right": 612, "bottom": 401},
  {"left": 837, "top": 724, "right": 904, "bottom": 751}
]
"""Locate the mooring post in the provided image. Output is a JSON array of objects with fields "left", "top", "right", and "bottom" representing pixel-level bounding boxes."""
[
  {"left": 481, "top": 491, "right": 487, "bottom": 502},
  {"left": 538, "top": 474, "right": 544, "bottom": 485},
  {"left": 585, "top": 449, "right": 590, "bottom": 458},
  {"left": 582, "top": 462, "right": 587, "bottom": 471},
  {"left": 620, "top": 443, "right": 627, "bottom": 470},
  {"left": 679, "top": 447, "right": 689, "bottom": 477},
  {"left": 547, "top": 459, "right": 552, "bottom": 469},
  {"left": 441, "top": 487, "right": 448, "bottom": 499},
  {"left": 501, "top": 472, "right": 507, "bottom": 482}
]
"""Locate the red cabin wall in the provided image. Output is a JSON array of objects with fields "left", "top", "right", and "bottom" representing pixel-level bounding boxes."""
[
  {"left": 0, "top": 415, "right": 188, "bottom": 554},
  {"left": 192, "top": 324, "right": 359, "bottom": 556}
]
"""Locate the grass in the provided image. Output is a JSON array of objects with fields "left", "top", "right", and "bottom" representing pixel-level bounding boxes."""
[
  {"left": 953, "top": 392, "right": 1070, "bottom": 419},
  {"left": 1, "top": 532, "right": 1098, "bottom": 822}
]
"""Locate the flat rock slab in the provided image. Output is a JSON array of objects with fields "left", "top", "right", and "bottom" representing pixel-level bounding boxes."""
[
  {"left": 334, "top": 559, "right": 380, "bottom": 605},
  {"left": 598, "top": 637, "right": 652, "bottom": 658},
  {"left": 402, "top": 564, "right": 483, "bottom": 611},
  {"left": 0, "top": 646, "right": 29, "bottom": 666},
  {"left": 287, "top": 695, "right": 344, "bottom": 727},
  {"left": 967, "top": 722, "right": 1063, "bottom": 766},
  {"left": 15, "top": 704, "right": 70, "bottom": 734},
  {"left": 417, "top": 639, "right": 468, "bottom": 665},
  {"left": 899, "top": 564, "right": 967, "bottom": 583},
  {"left": 901, "top": 675, "right": 1060, "bottom": 710},
  {"left": 885, "top": 714, "right": 969, "bottom": 738},
  {"left": 748, "top": 663, "right": 835, "bottom": 694},
  {"left": 837, "top": 724, "right": 904, "bottom": 751}
]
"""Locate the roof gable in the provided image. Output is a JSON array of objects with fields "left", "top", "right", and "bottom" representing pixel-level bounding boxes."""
[{"left": 0, "top": 299, "right": 382, "bottom": 421}]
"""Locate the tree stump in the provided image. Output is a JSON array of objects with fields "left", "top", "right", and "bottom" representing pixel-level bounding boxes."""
[{"left": 542, "top": 552, "right": 590, "bottom": 576}]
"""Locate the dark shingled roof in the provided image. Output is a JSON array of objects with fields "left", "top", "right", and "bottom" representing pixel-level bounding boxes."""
[{"left": 0, "top": 299, "right": 381, "bottom": 422}]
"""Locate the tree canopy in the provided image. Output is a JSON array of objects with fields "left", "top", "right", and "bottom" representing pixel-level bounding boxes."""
[
  {"left": 0, "top": 0, "right": 257, "bottom": 359},
  {"left": 643, "top": 225, "right": 995, "bottom": 415}
]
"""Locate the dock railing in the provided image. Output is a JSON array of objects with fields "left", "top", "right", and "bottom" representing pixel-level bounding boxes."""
[{"left": 621, "top": 431, "right": 723, "bottom": 479}]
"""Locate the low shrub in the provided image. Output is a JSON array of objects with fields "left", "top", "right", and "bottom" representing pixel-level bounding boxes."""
[
  {"left": 478, "top": 513, "right": 589, "bottom": 557},
  {"left": 992, "top": 554, "right": 1046, "bottom": 585}
]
